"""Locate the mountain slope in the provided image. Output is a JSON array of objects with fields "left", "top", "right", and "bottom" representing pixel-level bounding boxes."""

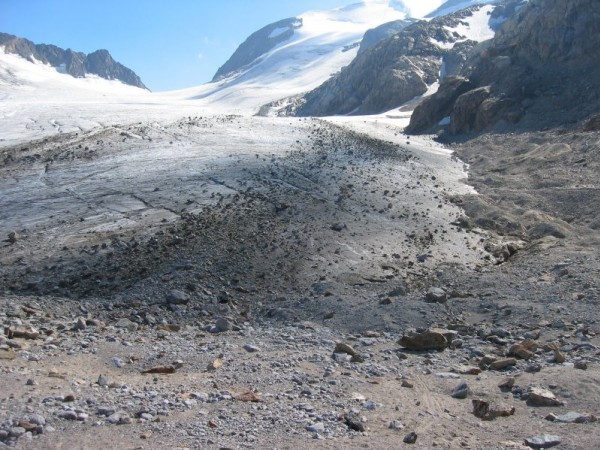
[
  {"left": 0, "top": 33, "right": 147, "bottom": 90},
  {"left": 407, "top": 0, "right": 600, "bottom": 134},
  {"left": 167, "top": 1, "right": 409, "bottom": 114},
  {"left": 294, "top": 3, "right": 506, "bottom": 117}
]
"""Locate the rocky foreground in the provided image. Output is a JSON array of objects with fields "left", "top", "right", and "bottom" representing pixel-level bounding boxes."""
[{"left": 1, "top": 115, "right": 599, "bottom": 449}]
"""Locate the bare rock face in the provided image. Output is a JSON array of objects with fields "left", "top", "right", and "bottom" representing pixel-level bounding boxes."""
[
  {"left": 295, "top": 7, "right": 488, "bottom": 117},
  {"left": 408, "top": 0, "right": 600, "bottom": 134},
  {"left": 0, "top": 33, "right": 147, "bottom": 89},
  {"left": 405, "top": 77, "right": 473, "bottom": 134}
]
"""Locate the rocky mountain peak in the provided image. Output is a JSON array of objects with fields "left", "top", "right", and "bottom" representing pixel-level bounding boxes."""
[
  {"left": 0, "top": 32, "right": 147, "bottom": 90},
  {"left": 407, "top": 0, "right": 600, "bottom": 134}
]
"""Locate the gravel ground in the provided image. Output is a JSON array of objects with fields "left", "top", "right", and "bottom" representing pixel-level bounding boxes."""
[{"left": 1, "top": 116, "right": 599, "bottom": 449}]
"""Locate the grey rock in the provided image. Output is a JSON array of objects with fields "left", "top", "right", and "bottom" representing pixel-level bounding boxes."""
[
  {"left": 524, "top": 434, "right": 561, "bottom": 449},
  {"left": 451, "top": 382, "right": 469, "bottom": 399},
  {"left": 107, "top": 412, "right": 132, "bottom": 425},
  {"left": 425, "top": 287, "right": 447, "bottom": 303},
  {"left": 553, "top": 411, "right": 596, "bottom": 423},
  {"left": 306, "top": 422, "right": 325, "bottom": 433},
  {"left": 214, "top": 317, "right": 233, "bottom": 333},
  {"left": 9, "top": 427, "right": 26, "bottom": 438},
  {"left": 56, "top": 410, "right": 78, "bottom": 421},
  {"left": 243, "top": 344, "right": 260, "bottom": 352},
  {"left": 404, "top": 431, "right": 418, "bottom": 444},
  {"left": 27, "top": 414, "right": 45, "bottom": 426},
  {"left": 114, "top": 318, "right": 138, "bottom": 332},
  {"left": 166, "top": 290, "right": 190, "bottom": 305}
]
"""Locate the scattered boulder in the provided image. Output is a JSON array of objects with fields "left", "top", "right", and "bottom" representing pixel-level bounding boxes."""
[
  {"left": 527, "top": 388, "right": 564, "bottom": 407},
  {"left": 551, "top": 411, "right": 597, "bottom": 424},
  {"left": 403, "top": 431, "right": 418, "bottom": 444},
  {"left": 425, "top": 287, "right": 447, "bottom": 304},
  {"left": 451, "top": 382, "right": 469, "bottom": 399},
  {"left": 508, "top": 340, "right": 538, "bottom": 360},
  {"left": 398, "top": 331, "right": 449, "bottom": 351},
  {"left": 472, "top": 399, "right": 515, "bottom": 421},
  {"left": 524, "top": 434, "right": 561, "bottom": 449},
  {"left": 334, "top": 343, "right": 358, "bottom": 356},
  {"left": 166, "top": 290, "right": 190, "bottom": 305}
]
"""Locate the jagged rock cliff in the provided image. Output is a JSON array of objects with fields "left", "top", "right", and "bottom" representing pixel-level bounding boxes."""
[
  {"left": 0, "top": 33, "right": 147, "bottom": 89},
  {"left": 407, "top": 0, "right": 600, "bottom": 134},
  {"left": 295, "top": 5, "right": 502, "bottom": 117}
]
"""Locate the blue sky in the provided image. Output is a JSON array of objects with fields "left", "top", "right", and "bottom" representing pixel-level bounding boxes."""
[{"left": 1, "top": 1, "right": 441, "bottom": 92}]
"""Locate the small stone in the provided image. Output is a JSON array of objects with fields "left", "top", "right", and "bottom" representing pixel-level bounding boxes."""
[
  {"left": 8, "top": 231, "right": 20, "bottom": 243},
  {"left": 451, "top": 382, "right": 469, "bottom": 399},
  {"left": 379, "top": 297, "right": 393, "bottom": 305},
  {"left": 56, "top": 410, "right": 78, "bottom": 421},
  {"left": 306, "top": 423, "right": 325, "bottom": 433},
  {"left": 28, "top": 414, "right": 45, "bottom": 426},
  {"left": 553, "top": 350, "right": 566, "bottom": 363},
  {"left": 574, "top": 361, "right": 588, "bottom": 370},
  {"left": 97, "top": 374, "right": 109, "bottom": 386},
  {"left": 458, "top": 366, "right": 482, "bottom": 375},
  {"left": 498, "top": 377, "right": 516, "bottom": 389},
  {"left": 401, "top": 380, "right": 414, "bottom": 388},
  {"left": 331, "top": 222, "right": 346, "bottom": 232},
  {"left": 25, "top": 378, "right": 37, "bottom": 386},
  {"left": 528, "top": 388, "right": 563, "bottom": 407},
  {"left": 107, "top": 412, "right": 132, "bottom": 425},
  {"left": 489, "top": 358, "right": 517, "bottom": 370},
  {"left": 344, "top": 413, "right": 366, "bottom": 432},
  {"left": 75, "top": 317, "right": 87, "bottom": 331},
  {"left": 472, "top": 399, "right": 515, "bottom": 420},
  {"left": 334, "top": 343, "right": 358, "bottom": 356},
  {"left": 403, "top": 432, "right": 418, "bottom": 444},
  {"left": 207, "top": 358, "right": 224, "bottom": 371},
  {"left": 553, "top": 411, "right": 597, "bottom": 424},
  {"left": 425, "top": 287, "right": 447, "bottom": 303},
  {"left": 9, "top": 427, "right": 26, "bottom": 438},
  {"left": 524, "top": 434, "right": 561, "bottom": 449},
  {"left": 243, "top": 344, "right": 260, "bottom": 353},
  {"left": 435, "top": 372, "right": 461, "bottom": 379},
  {"left": 509, "top": 340, "right": 537, "bottom": 360},
  {"left": 389, "top": 420, "right": 404, "bottom": 430},
  {"left": 166, "top": 290, "right": 189, "bottom": 305},
  {"left": 63, "top": 394, "right": 76, "bottom": 402},
  {"left": 140, "top": 431, "right": 153, "bottom": 439},
  {"left": 350, "top": 354, "right": 365, "bottom": 363}
]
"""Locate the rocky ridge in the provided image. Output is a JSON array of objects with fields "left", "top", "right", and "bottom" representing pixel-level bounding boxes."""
[
  {"left": 0, "top": 33, "right": 147, "bottom": 90},
  {"left": 407, "top": 0, "right": 600, "bottom": 134},
  {"left": 293, "top": 3, "right": 511, "bottom": 117}
]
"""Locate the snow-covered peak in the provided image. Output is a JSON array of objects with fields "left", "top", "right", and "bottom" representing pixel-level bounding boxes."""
[
  {"left": 0, "top": 47, "right": 149, "bottom": 101},
  {"left": 166, "top": 1, "right": 409, "bottom": 114}
]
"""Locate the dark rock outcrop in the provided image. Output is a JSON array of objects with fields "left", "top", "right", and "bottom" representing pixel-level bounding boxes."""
[
  {"left": 408, "top": 0, "right": 600, "bottom": 134},
  {"left": 0, "top": 32, "right": 147, "bottom": 89},
  {"left": 212, "top": 18, "right": 302, "bottom": 81},
  {"left": 358, "top": 19, "right": 415, "bottom": 54},
  {"left": 295, "top": 5, "right": 499, "bottom": 117}
]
